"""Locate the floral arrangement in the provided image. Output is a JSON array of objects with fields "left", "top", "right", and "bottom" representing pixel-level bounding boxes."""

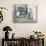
[{"left": 33, "top": 31, "right": 44, "bottom": 39}]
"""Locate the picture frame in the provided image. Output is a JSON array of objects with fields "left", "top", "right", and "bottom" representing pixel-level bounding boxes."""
[{"left": 13, "top": 4, "right": 37, "bottom": 23}]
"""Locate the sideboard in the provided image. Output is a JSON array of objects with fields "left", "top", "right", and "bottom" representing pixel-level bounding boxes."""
[{"left": 2, "top": 38, "right": 44, "bottom": 46}]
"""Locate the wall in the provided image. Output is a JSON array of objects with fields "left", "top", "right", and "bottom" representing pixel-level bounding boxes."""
[{"left": 0, "top": 0, "right": 46, "bottom": 46}]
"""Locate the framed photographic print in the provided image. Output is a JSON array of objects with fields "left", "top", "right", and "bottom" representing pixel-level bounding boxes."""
[{"left": 13, "top": 4, "right": 37, "bottom": 23}]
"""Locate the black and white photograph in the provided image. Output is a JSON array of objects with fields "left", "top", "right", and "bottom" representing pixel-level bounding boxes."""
[{"left": 13, "top": 4, "right": 37, "bottom": 23}]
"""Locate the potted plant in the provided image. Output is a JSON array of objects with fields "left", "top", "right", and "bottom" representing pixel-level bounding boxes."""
[{"left": 0, "top": 7, "right": 8, "bottom": 23}]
